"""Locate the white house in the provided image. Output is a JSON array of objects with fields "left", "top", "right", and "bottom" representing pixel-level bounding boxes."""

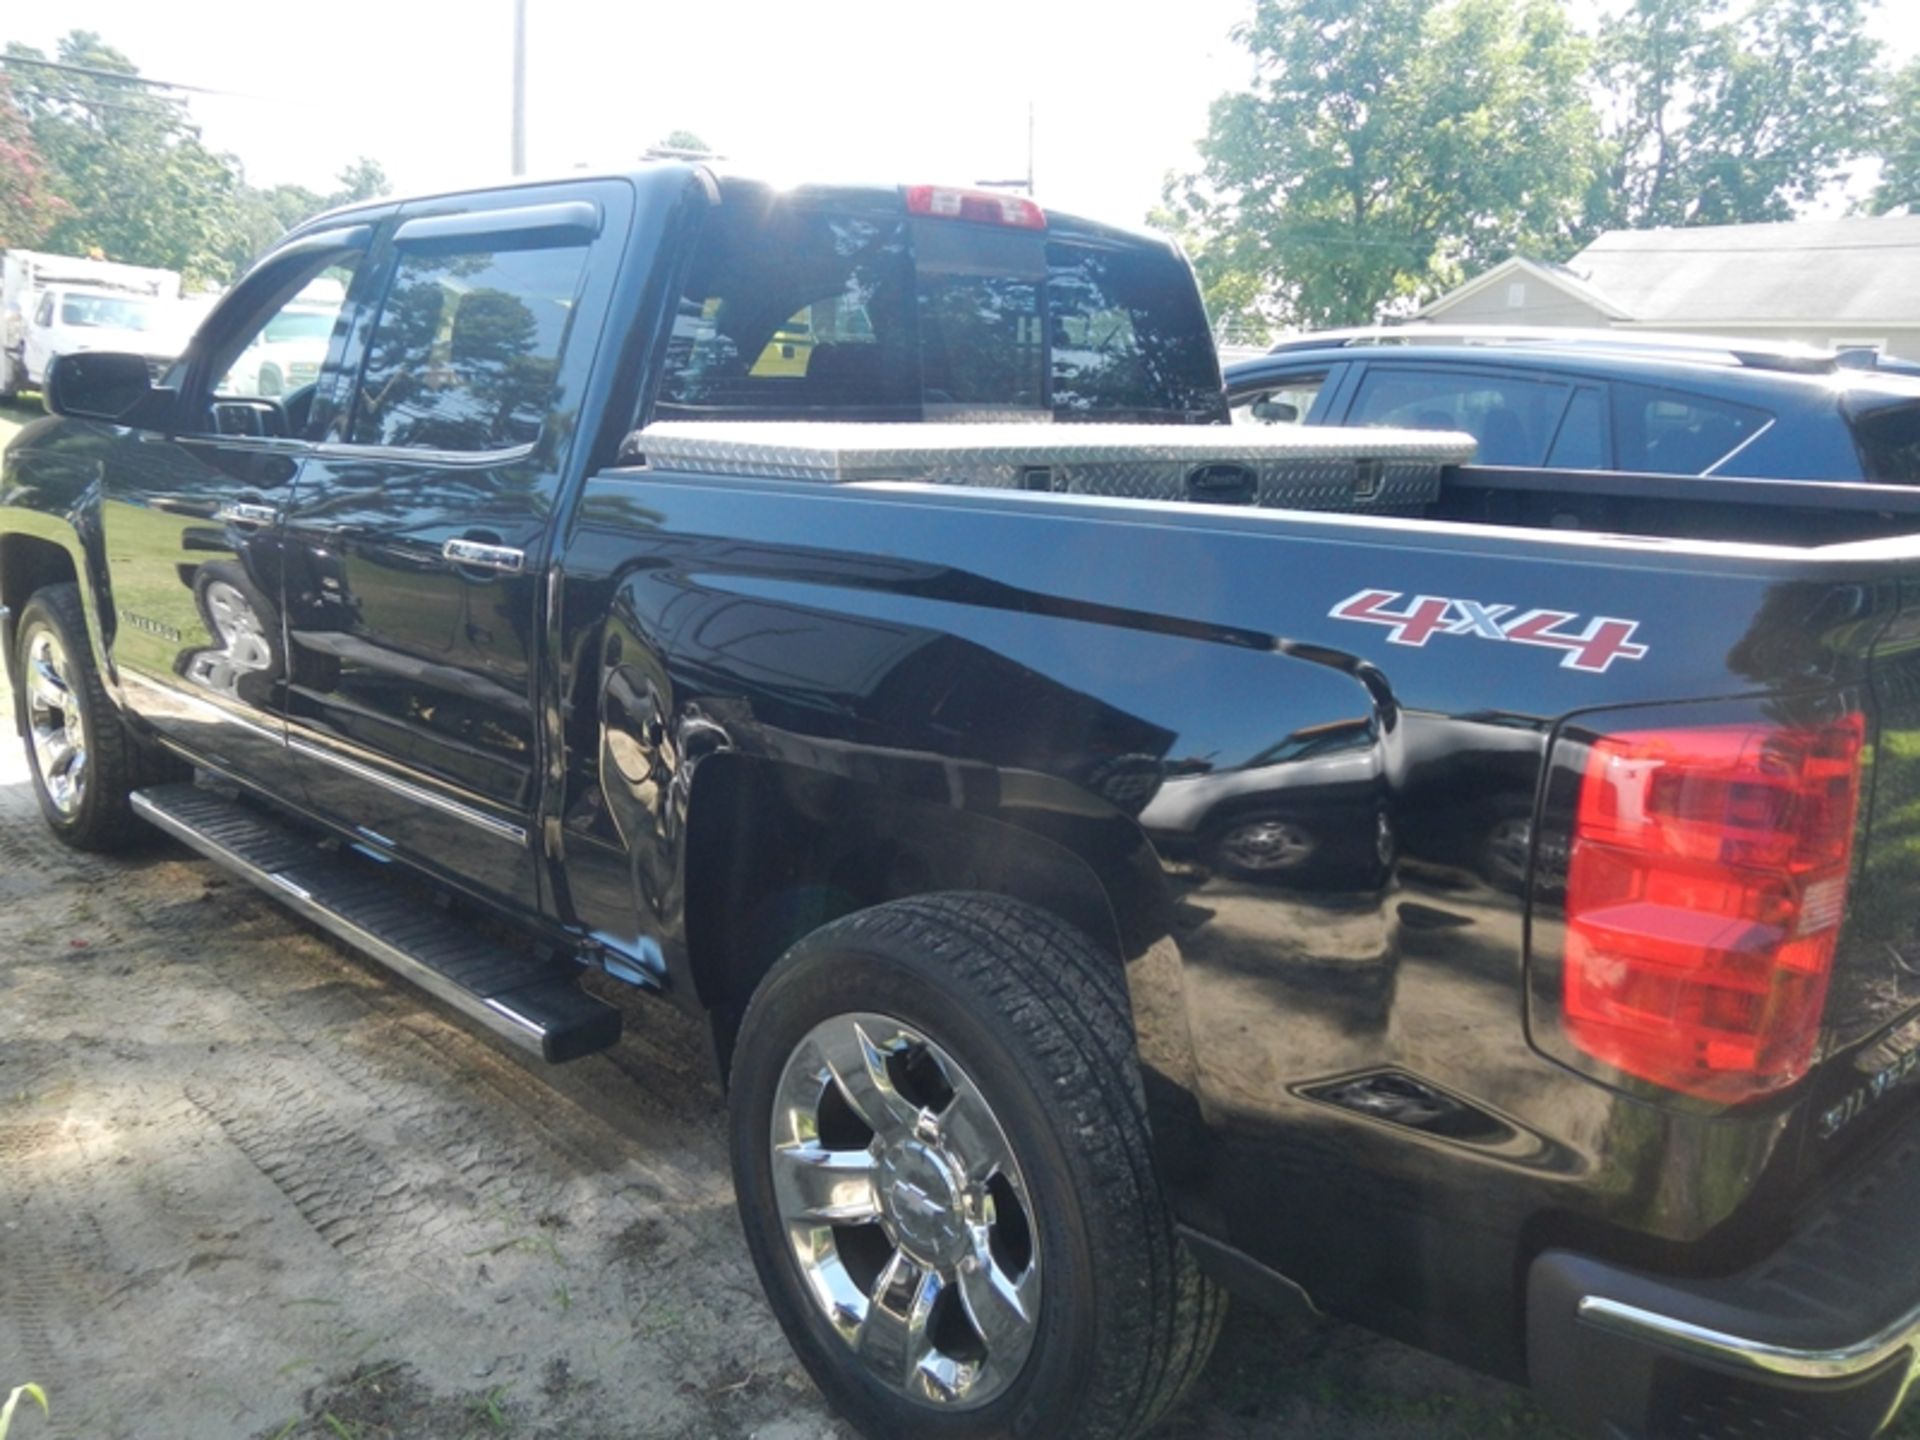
[{"left": 1418, "top": 215, "right": 1920, "bottom": 361}]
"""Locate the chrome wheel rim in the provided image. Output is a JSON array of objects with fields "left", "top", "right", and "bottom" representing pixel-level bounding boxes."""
[
  {"left": 1220, "top": 818, "right": 1314, "bottom": 871},
  {"left": 771, "top": 1012, "right": 1041, "bottom": 1409},
  {"left": 24, "top": 627, "right": 88, "bottom": 818},
  {"left": 203, "top": 581, "right": 275, "bottom": 673}
]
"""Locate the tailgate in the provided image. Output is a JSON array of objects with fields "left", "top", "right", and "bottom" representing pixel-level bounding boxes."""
[{"left": 1808, "top": 592, "right": 1920, "bottom": 1163}]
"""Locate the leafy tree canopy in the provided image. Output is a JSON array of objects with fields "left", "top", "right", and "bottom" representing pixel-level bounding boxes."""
[
  {"left": 4, "top": 31, "right": 389, "bottom": 285},
  {"left": 0, "top": 75, "right": 63, "bottom": 248},
  {"left": 1592, "top": 0, "right": 1884, "bottom": 230},
  {"left": 1163, "top": 0, "right": 1600, "bottom": 336},
  {"left": 1163, "top": 0, "right": 1894, "bottom": 342},
  {"left": 1870, "top": 55, "right": 1920, "bottom": 214}
]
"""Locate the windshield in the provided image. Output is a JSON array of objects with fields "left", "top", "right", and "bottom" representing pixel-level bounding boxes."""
[
  {"left": 656, "top": 192, "right": 1225, "bottom": 423},
  {"left": 260, "top": 309, "right": 336, "bottom": 343},
  {"left": 59, "top": 293, "right": 158, "bottom": 331}
]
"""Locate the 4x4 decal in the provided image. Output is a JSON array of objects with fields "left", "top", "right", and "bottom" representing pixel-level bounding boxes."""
[{"left": 1330, "top": 589, "right": 1649, "bottom": 673}]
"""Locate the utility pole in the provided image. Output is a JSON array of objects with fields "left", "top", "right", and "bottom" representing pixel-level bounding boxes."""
[
  {"left": 511, "top": 0, "right": 527, "bottom": 176},
  {"left": 977, "top": 101, "right": 1037, "bottom": 197},
  {"left": 1027, "top": 98, "right": 1035, "bottom": 196}
]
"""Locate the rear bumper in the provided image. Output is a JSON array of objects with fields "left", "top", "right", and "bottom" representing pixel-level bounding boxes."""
[{"left": 1529, "top": 1127, "right": 1920, "bottom": 1438}]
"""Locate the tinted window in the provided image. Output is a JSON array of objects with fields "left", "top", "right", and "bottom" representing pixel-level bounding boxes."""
[
  {"left": 661, "top": 205, "right": 919, "bottom": 416},
  {"left": 35, "top": 293, "right": 54, "bottom": 326},
  {"left": 1230, "top": 374, "right": 1325, "bottom": 426},
  {"left": 655, "top": 192, "right": 1223, "bottom": 423},
  {"left": 1348, "top": 367, "right": 1570, "bottom": 465},
  {"left": 1612, "top": 384, "right": 1769, "bottom": 475},
  {"left": 1045, "top": 240, "right": 1221, "bottom": 419},
  {"left": 1856, "top": 402, "right": 1920, "bottom": 483},
  {"left": 1546, "top": 386, "right": 1606, "bottom": 469},
  {"left": 350, "top": 242, "right": 590, "bottom": 452}
]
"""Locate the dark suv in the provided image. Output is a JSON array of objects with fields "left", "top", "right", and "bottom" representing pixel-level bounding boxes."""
[{"left": 1225, "top": 325, "right": 1920, "bottom": 482}]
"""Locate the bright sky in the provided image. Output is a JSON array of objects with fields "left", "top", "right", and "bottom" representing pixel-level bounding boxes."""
[{"left": 6, "top": 1, "right": 1918, "bottom": 231}]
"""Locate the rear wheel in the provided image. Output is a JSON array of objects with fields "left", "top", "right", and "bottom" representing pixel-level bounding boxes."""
[
  {"left": 14, "top": 583, "right": 142, "bottom": 850},
  {"left": 728, "top": 893, "right": 1223, "bottom": 1440},
  {"left": 1209, "top": 811, "right": 1318, "bottom": 879}
]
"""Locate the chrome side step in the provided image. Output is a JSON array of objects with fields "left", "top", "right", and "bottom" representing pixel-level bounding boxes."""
[{"left": 130, "top": 783, "right": 620, "bottom": 1063}]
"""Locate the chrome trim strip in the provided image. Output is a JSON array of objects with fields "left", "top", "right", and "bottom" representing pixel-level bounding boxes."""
[
  {"left": 310, "top": 438, "right": 538, "bottom": 468},
  {"left": 130, "top": 790, "right": 546, "bottom": 1056},
  {"left": 1578, "top": 1293, "right": 1920, "bottom": 1421},
  {"left": 288, "top": 736, "right": 529, "bottom": 845}
]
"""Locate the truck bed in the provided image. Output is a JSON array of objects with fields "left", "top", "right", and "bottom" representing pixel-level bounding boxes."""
[{"left": 629, "top": 419, "right": 1920, "bottom": 551}]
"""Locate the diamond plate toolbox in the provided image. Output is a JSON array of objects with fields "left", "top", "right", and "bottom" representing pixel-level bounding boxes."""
[{"left": 629, "top": 422, "right": 1477, "bottom": 514}]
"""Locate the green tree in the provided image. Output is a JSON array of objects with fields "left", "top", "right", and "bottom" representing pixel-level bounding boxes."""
[
  {"left": 1160, "top": 0, "right": 1599, "bottom": 337},
  {"left": 217, "top": 159, "right": 388, "bottom": 277},
  {"left": 0, "top": 74, "right": 62, "bottom": 247},
  {"left": 327, "top": 156, "right": 389, "bottom": 207},
  {"left": 1869, "top": 55, "right": 1919, "bottom": 214},
  {"left": 652, "top": 129, "right": 713, "bottom": 155},
  {"left": 1593, "top": 0, "right": 1885, "bottom": 229},
  {"left": 5, "top": 31, "right": 239, "bottom": 285}
]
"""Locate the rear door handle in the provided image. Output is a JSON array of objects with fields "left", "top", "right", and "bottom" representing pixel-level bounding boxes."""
[{"left": 442, "top": 538, "right": 526, "bottom": 574}]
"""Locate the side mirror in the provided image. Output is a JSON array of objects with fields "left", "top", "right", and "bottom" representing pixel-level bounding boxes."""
[
  {"left": 44, "top": 351, "right": 156, "bottom": 423},
  {"left": 1250, "top": 397, "right": 1300, "bottom": 424}
]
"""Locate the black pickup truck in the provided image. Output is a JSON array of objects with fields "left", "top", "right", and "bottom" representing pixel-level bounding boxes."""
[{"left": 9, "top": 165, "right": 1920, "bottom": 1440}]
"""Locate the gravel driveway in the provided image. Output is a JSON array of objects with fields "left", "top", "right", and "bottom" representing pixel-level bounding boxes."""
[{"left": 0, "top": 671, "right": 1557, "bottom": 1440}]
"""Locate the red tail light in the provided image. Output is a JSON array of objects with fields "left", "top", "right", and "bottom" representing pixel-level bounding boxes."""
[
  {"left": 1562, "top": 715, "right": 1865, "bottom": 1102},
  {"left": 905, "top": 185, "right": 1046, "bottom": 230}
]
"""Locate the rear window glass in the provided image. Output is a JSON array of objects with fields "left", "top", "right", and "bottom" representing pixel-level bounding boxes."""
[
  {"left": 1855, "top": 403, "right": 1920, "bottom": 484},
  {"left": 655, "top": 191, "right": 1224, "bottom": 423},
  {"left": 1348, "top": 367, "right": 1570, "bottom": 465},
  {"left": 1546, "top": 387, "right": 1606, "bottom": 469},
  {"left": 1612, "top": 384, "right": 1769, "bottom": 475}
]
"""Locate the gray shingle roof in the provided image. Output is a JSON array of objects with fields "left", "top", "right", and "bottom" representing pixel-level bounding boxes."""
[{"left": 1566, "top": 215, "right": 1920, "bottom": 325}]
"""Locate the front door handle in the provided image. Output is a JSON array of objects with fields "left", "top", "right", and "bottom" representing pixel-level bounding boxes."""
[
  {"left": 217, "top": 501, "right": 280, "bottom": 528},
  {"left": 442, "top": 537, "right": 526, "bottom": 574}
]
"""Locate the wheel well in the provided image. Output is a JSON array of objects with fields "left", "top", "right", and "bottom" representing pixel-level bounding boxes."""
[
  {"left": 0, "top": 534, "right": 80, "bottom": 706},
  {"left": 0, "top": 533, "right": 78, "bottom": 624},
  {"left": 684, "top": 753, "right": 1138, "bottom": 1066}
]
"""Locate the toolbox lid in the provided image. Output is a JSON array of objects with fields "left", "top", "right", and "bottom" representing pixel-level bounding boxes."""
[{"left": 626, "top": 421, "right": 1478, "bottom": 482}]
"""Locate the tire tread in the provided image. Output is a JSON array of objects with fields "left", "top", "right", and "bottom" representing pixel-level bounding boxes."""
[
  {"left": 760, "top": 892, "right": 1222, "bottom": 1440},
  {"left": 15, "top": 581, "right": 143, "bottom": 851}
]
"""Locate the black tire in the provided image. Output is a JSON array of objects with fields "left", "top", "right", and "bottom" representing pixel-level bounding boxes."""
[
  {"left": 729, "top": 892, "right": 1224, "bottom": 1440},
  {"left": 14, "top": 582, "right": 143, "bottom": 851}
]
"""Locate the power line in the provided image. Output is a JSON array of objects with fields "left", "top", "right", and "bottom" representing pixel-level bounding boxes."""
[
  {"left": 7, "top": 83, "right": 192, "bottom": 122},
  {"left": 0, "top": 53, "right": 252, "bottom": 99}
]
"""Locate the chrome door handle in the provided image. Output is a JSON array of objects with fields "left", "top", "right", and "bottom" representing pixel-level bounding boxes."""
[
  {"left": 442, "top": 538, "right": 526, "bottom": 574},
  {"left": 217, "top": 502, "right": 279, "bottom": 527}
]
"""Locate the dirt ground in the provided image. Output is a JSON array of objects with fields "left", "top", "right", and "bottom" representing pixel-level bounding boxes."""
[{"left": 0, "top": 544, "right": 1556, "bottom": 1436}]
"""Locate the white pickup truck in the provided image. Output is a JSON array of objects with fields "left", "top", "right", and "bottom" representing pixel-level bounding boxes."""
[{"left": 0, "top": 249, "right": 183, "bottom": 400}]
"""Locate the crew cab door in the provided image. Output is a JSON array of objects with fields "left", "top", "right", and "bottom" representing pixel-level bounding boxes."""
[
  {"left": 97, "top": 228, "right": 373, "bottom": 795},
  {"left": 279, "top": 183, "right": 628, "bottom": 912}
]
